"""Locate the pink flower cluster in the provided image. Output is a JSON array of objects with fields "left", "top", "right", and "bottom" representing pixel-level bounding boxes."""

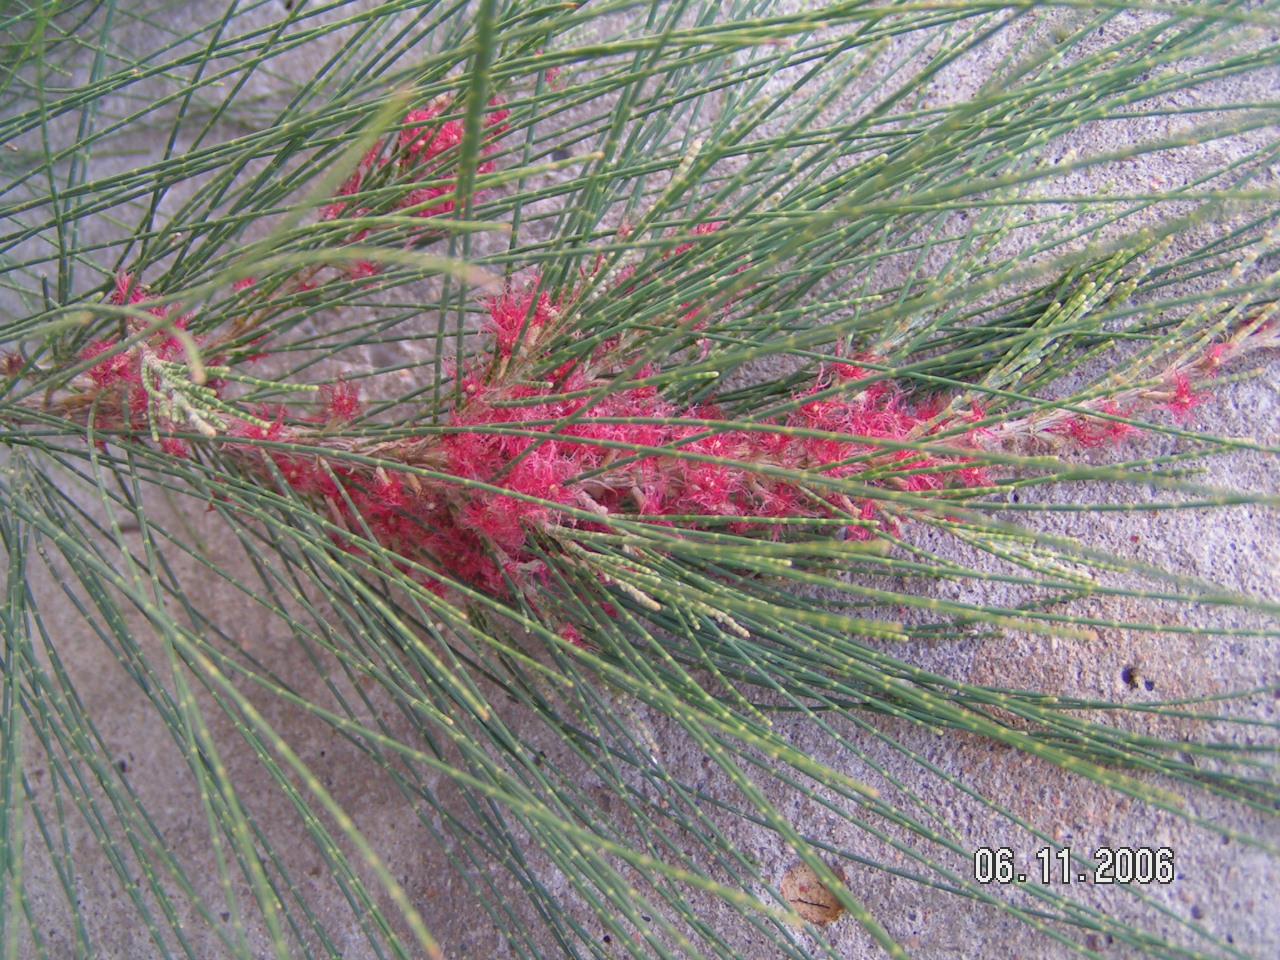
[
  {"left": 78, "top": 274, "right": 223, "bottom": 457},
  {"left": 205, "top": 99, "right": 511, "bottom": 299},
  {"left": 1163, "top": 372, "right": 1211, "bottom": 421},
  {"left": 487, "top": 280, "right": 556, "bottom": 360},
  {"left": 313, "top": 97, "right": 509, "bottom": 279},
  {"left": 1047, "top": 400, "right": 1140, "bottom": 447},
  {"left": 322, "top": 97, "right": 510, "bottom": 245},
  {"left": 74, "top": 210, "right": 1251, "bottom": 608},
  {"left": 219, "top": 272, "right": 995, "bottom": 597},
  {"left": 1040, "top": 369, "right": 1213, "bottom": 446}
]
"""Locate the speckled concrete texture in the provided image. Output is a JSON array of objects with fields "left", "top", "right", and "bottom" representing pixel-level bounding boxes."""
[{"left": 5, "top": 3, "right": 1279, "bottom": 958}]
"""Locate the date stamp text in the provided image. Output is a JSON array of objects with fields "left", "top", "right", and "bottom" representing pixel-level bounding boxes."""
[{"left": 973, "top": 846, "right": 1175, "bottom": 885}]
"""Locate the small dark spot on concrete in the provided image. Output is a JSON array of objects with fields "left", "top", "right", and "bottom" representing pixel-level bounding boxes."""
[
  {"left": 220, "top": 912, "right": 230, "bottom": 922},
  {"left": 1121, "top": 665, "right": 1138, "bottom": 688},
  {"left": 1191, "top": 904, "right": 1204, "bottom": 920},
  {"left": 117, "top": 759, "right": 128, "bottom": 774},
  {"left": 641, "top": 914, "right": 650, "bottom": 922},
  {"left": 1143, "top": 678, "right": 1155, "bottom": 691},
  {"left": 602, "top": 934, "right": 611, "bottom": 943},
  {"left": 1226, "top": 934, "right": 1234, "bottom": 944},
  {"left": 1010, "top": 491, "right": 1020, "bottom": 503},
  {"left": 552, "top": 148, "right": 571, "bottom": 162}
]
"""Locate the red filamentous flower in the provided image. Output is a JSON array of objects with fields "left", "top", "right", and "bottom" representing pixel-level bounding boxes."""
[
  {"left": 1163, "top": 372, "right": 1211, "bottom": 422},
  {"left": 324, "top": 98, "right": 509, "bottom": 231},
  {"left": 1048, "top": 400, "right": 1139, "bottom": 447},
  {"left": 79, "top": 276, "right": 223, "bottom": 442},
  {"left": 487, "top": 277, "right": 557, "bottom": 359},
  {"left": 319, "top": 380, "right": 363, "bottom": 423},
  {"left": 124, "top": 217, "right": 1231, "bottom": 607},
  {"left": 183, "top": 227, "right": 1007, "bottom": 599}
]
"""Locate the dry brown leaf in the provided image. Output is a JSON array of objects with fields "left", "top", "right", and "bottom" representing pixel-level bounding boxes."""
[{"left": 780, "top": 862, "right": 847, "bottom": 926}]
